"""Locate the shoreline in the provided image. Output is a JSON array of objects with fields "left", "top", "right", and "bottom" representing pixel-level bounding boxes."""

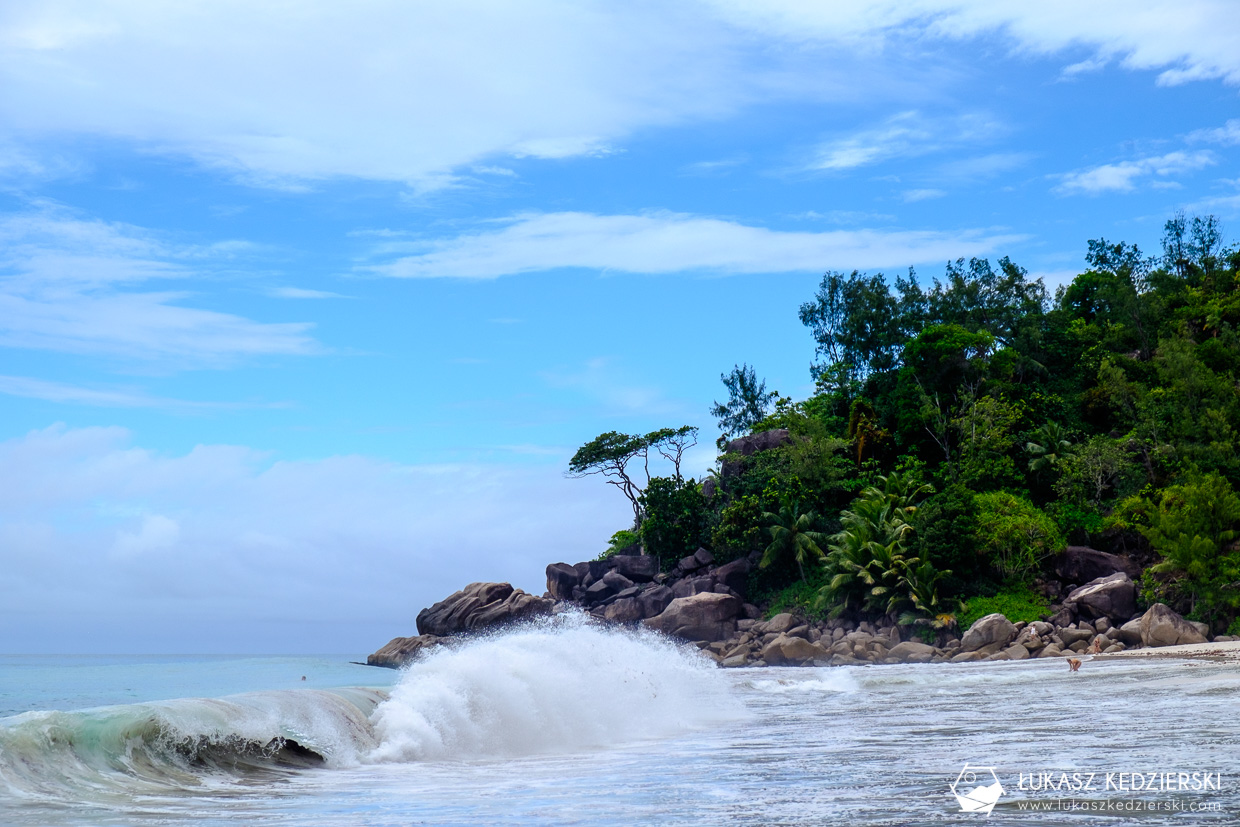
[{"left": 1104, "top": 639, "right": 1240, "bottom": 660}]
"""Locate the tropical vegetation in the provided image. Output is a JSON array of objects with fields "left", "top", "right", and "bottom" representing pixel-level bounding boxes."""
[{"left": 570, "top": 213, "right": 1240, "bottom": 634}]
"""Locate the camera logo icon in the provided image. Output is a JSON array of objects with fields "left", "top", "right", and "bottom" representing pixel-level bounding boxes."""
[{"left": 951, "top": 764, "right": 1005, "bottom": 816}]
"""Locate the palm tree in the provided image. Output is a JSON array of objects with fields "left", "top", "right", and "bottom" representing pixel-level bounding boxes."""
[
  {"left": 760, "top": 497, "right": 828, "bottom": 582},
  {"left": 1026, "top": 422, "right": 1074, "bottom": 473},
  {"left": 895, "top": 559, "right": 959, "bottom": 631},
  {"left": 817, "top": 494, "right": 914, "bottom": 615}
]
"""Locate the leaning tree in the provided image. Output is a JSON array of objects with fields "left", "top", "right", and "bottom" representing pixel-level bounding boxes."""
[{"left": 567, "top": 426, "right": 698, "bottom": 524}]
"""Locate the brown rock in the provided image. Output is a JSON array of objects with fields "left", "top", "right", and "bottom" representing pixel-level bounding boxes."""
[
  {"left": 1056, "top": 546, "right": 1141, "bottom": 583},
  {"left": 1139, "top": 603, "right": 1209, "bottom": 648},
  {"left": 960, "top": 613, "right": 1017, "bottom": 653},
  {"left": 643, "top": 592, "right": 741, "bottom": 642},
  {"left": 886, "top": 640, "right": 937, "bottom": 662},
  {"left": 765, "top": 612, "right": 798, "bottom": 634},
  {"left": 416, "top": 582, "right": 553, "bottom": 637},
  {"left": 1066, "top": 573, "right": 1136, "bottom": 622},
  {"left": 720, "top": 429, "right": 793, "bottom": 477},
  {"left": 545, "top": 563, "right": 579, "bottom": 600},
  {"left": 612, "top": 554, "right": 657, "bottom": 583},
  {"left": 366, "top": 634, "right": 443, "bottom": 668}
]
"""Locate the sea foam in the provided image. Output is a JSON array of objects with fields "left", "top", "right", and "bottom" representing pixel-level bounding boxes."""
[{"left": 368, "top": 614, "right": 742, "bottom": 763}]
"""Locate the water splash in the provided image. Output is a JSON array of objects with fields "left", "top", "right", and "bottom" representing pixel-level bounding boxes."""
[{"left": 369, "top": 614, "right": 743, "bottom": 763}]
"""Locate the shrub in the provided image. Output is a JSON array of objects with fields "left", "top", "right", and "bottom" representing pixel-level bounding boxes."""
[
  {"left": 639, "top": 477, "right": 709, "bottom": 569},
  {"left": 1141, "top": 472, "right": 1240, "bottom": 623},
  {"left": 915, "top": 483, "right": 983, "bottom": 597},
  {"left": 974, "top": 491, "right": 1064, "bottom": 581},
  {"left": 760, "top": 567, "right": 831, "bottom": 620},
  {"left": 597, "top": 529, "right": 640, "bottom": 560},
  {"left": 959, "top": 588, "right": 1050, "bottom": 630}
]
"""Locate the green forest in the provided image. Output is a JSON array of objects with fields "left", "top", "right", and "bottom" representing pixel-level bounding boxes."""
[{"left": 569, "top": 213, "right": 1240, "bottom": 639}]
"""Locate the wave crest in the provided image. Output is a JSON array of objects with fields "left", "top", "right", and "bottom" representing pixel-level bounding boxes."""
[{"left": 369, "top": 615, "right": 742, "bottom": 762}]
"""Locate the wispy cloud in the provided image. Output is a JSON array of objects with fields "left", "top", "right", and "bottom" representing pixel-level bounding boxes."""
[
  {"left": 1187, "top": 118, "right": 1240, "bottom": 146},
  {"left": 1, "top": 2, "right": 1237, "bottom": 190},
  {"left": 0, "top": 2, "right": 742, "bottom": 188},
  {"left": 806, "top": 111, "right": 1004, "bottom": 173},
  {"left": 541, "top": 357, "right": 678, "bottom": 417},
  {"left": 680, "top": 156, "right": 748, "bottom": 176},
  {"left": 0, "top": 374, "right": 289, "bottom": 412},
  {"left": 265, "top": 286, "right": 348, "bottom": 300},
  {"left": 902, "top": 189, "right": 946, "bottom": 203},
  {"left": 364, "top": 211, "right": 1025, "bottom": 279},
  {"left": 936, "top": 152, "right": 1035, "bottom": 180},
  {"left": 0, "top": 206, "right": 320, "bottom": 366},
  {"left": 1059, "top": 55, "right": 1109, "bottom": 79},
  {"left": 1186, "top": 179, "right": 1240, "bottom": 214},
  {"left": 710, "top": 1, "right": 1240, "bottom": 86},
  {"left": 792, "top": 210, "right": 896, "bottom": 225},
  {"left": 1054, "top": 150, "right": 1215, "bottom": 195}
]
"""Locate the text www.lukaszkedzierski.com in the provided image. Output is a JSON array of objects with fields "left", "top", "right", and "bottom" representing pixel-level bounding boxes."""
[{"left": 1016, "top": 799, "right": 1223, "bottom": 812}]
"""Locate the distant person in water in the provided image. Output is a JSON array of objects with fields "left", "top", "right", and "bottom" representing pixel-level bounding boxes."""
[
  {"left": 1067, "top": 658, "right": 1081, "bottom": 672},
  {"left": 300, "top": 676, "right": 306, "bottom": 681}
]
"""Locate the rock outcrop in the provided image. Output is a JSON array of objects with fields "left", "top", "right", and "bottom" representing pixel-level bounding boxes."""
[
  {"left": 366, "top": 634, "right": 444, "bottom": 668},
  {"left": 720, "top": 429, "right": 792, "bottom": 477},
  {"left": 370, "top": 517, "right": 1181, "bottom": 670},
  {"left": 416, "top": 582, "right": 553, "bottom": 637},
  {"left": 959, "top": 613, "right": 1017, "bottom": 654},
  {"left": 1056, "top": 546, "right": 1141, "bottom": 584},
  {"left": 1139, "top": 602, "right": 1209, "bottom": 648},
  {"left": 761, "top": 634, "right": 830, "bottom": 666},
  {"left": 1065, "top": 573, "right": 1136, "bottom": 622},
  {"left": 545, "top": 563, "right": 579, "bottom": 600},
  {"left": 643, "top": 592, "right": 740, "bottom": 642}
]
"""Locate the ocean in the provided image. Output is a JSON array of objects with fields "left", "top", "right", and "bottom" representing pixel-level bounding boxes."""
[{"left": 2, "top": 615, "right": 1237, "bottom": 825}]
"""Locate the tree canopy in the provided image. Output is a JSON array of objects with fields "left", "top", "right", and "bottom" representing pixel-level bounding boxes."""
[{"left": 573, "top": 212, "right": 1240, "bottom": 633}]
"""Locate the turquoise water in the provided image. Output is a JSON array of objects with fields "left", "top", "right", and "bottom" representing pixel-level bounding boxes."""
[
  {"left": 0, "top": 655, "right": 396, "bottom": 718},
  {"left": 2, "top": 619, "right": 1239, "bottom": 825}
]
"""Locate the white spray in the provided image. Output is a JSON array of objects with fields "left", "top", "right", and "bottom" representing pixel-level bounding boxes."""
[{"left": 368, "top": 614, "right": 743, "bottom": 763}]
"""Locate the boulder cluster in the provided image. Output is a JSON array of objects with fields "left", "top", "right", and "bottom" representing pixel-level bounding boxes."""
[
  {"left": 367, "top": 582, "right": 554, "bottom": 668},
  {"left": 367, "top": 543, "right": 1235, "bottom": 669}
]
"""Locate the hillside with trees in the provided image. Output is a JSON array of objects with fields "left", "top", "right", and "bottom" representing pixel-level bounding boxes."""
[{"left": 569, "top": 213, "right": 1240, "bottom": 640}]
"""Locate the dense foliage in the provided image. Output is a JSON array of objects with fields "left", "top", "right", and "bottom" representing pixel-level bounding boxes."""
[{"left": 571, "top": 213, "right": 1240, "bottom": 633}]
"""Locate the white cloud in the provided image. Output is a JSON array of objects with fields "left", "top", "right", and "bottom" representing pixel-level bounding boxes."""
[
  {"left": 112, "top": 514, "right": 180, "bottom": 559},
  {"left": 1027, "top": 268, "right": 1082, "bottom": 291},
  {"left": 709, "top": 1, "right": 1240, "bottom": 86},
  {"left": 936, "top": 152, "right": 1035, "bottom": 180},
  {"left": 0, "top": 206, "right": 319, "bottom": 365},
  {"left": 266, "top": 286, "right": 348, "bottom": 300},
  {"left": 365, "top": 211, "right": 1025, "bottom": 278},
  {"left": 793, "top": 210, "right": 896, "bottom": 224},
  {"left": 680, "top": 156, "right": 748, "bottom": 176},
  {"left": 1186, "top": 180, "right": 1240, "bottom": 215},
  {"left": 1055, "top": 150, "right": 1216, "bottom": 195},
  {"left": 807, "top": 111, "right": 1003, "bottom": 172},
  {"left": 1187, "top": 118, "right": 1240, "bottom": 146},
  {"left": 1060, "top": 56, "right": 1109, "bottom": 78},
  {"left": 903, "top": 188, "right": 946, "bottom": 202},
  {"left": 0, "top": 374, "right": 288, "bottom": 411},
  {"left": 2, "top": 2, "right": 1234, "bottom": 188},
  {"left": 0, "top": 1, "right": 746, "bottom": 187},
  {"left": 0, "top": 424, "right": 629, "bottom": 652}
]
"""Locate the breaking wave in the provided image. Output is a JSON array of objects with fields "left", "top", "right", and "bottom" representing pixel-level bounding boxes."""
[
  {"left": 0, "top": 616, "right": 740, "bottom": 809},
  {"left": 369, "top": 614, "right": 742, "bottom": 762}
]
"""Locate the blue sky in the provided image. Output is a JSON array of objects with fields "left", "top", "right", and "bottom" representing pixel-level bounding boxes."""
[{"left": 1, "top": 1, "right": 1238, "bottom": 653}]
